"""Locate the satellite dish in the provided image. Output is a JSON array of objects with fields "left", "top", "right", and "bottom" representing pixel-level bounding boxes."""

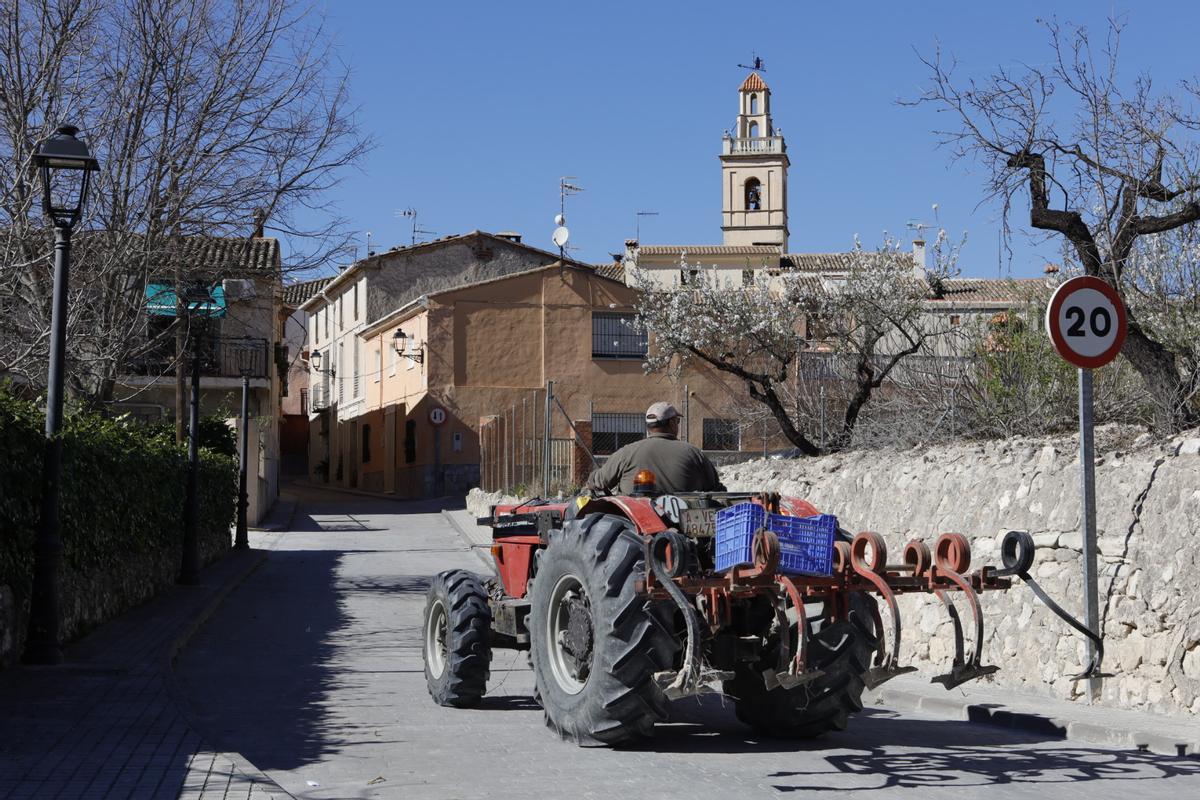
[
  {"left": 554, "top": 213, "right": 565, "bottom": 226},
  {"left": 552, "top": 226, "right": 570, "bottom": 248}
]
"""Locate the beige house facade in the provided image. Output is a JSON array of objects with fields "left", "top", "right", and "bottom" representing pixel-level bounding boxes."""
[
  {"left": 110, "top": 235, "right": 287, "bottom": 524},
  {"left": 313, "top": 263, "right": 762, "bottom": 498}
]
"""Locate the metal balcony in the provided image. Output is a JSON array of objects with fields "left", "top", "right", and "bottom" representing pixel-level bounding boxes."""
[{"left": 125, "top": 336, "right": 270, "bottom": 379}]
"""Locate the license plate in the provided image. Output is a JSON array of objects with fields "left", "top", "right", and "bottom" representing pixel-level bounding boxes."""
[{"left": 680, "top": 508, "right": 716, "bottom": 538}]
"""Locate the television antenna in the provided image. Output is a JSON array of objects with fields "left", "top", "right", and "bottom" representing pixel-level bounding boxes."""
[
  {"left": 635, "top": 210, "right": 658, "bottom": 242},
  {"left": 737, "top": 54, "right": 766, "bottom": 72},
  {"left": 906, "top": 219, "right": 931, "bottom": 239},
  {"left": 554, "top": 177, "right": 583, "bottom": 260},
  {"left": 395, "top": 207, "right": 422, "bottom": 246}
]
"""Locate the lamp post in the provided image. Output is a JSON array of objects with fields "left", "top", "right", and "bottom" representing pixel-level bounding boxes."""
[
  {"left": 24, "top": 125, "right": 99, "bottom": 665},
  {"left": 234, "top": 341, "right": 257, "bottom": 549},
  {"left": 310, "top": 350, "right": 335, "bottom": 483}
]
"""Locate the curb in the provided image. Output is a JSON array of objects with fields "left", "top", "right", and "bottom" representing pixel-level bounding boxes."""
[
  {"left": 868, "top": 685, "right": 1199, "bottom": 757},
  {"left": 440, "top": 509, "right": 497, "bottom": 572}
]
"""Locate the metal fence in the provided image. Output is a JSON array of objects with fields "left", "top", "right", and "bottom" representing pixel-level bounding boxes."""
[{"left": 478, "top": 381, "right": 589, "bottom": 495}]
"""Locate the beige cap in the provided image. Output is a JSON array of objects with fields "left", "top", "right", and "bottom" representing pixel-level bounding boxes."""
[{"left": 645, "top": 402, "right": 680, "bottom": 424}]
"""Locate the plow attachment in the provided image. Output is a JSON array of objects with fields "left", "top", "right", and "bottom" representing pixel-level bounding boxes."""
[{"left": 643, "top": 520, "right": 1110, "bottom": 696}]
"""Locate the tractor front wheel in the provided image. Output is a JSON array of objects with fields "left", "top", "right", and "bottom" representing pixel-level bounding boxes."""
[
  {"left": 528, "top": 513, "right": 675, "bottom": 746},
  {"left": 423, "top": 569, "right": 491, "bottom": 707}
]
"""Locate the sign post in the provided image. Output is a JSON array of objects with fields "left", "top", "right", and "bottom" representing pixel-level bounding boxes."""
[{"left": 1045, "top": 275, "right": 1127, "bottom": 699}]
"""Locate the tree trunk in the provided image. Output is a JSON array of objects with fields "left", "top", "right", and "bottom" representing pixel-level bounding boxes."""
[{"left": 1120, "top": 316, "right": 1196, "bottom": 431}]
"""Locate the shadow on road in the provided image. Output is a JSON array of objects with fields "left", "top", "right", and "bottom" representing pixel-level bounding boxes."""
[
  {"left": 768, "top": 743, "right": 1200, "bottom": 792},
  {"left": 636, "top": 700, "right": 1200, "bottom": 788}
]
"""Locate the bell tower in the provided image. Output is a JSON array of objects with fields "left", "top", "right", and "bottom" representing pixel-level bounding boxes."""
[{"left": 721, "top": 72, "right": 789, "bottom": 249}]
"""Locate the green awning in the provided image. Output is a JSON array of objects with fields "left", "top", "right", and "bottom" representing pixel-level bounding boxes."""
[{"left": 145, "top": 283, "right": 226, "bottom": 318}]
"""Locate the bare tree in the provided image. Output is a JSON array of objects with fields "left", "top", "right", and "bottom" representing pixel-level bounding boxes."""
[
  {"left": 0, "top": 0, "right": 369, "bottom": 409},
  {"left": 913, "top": 17, "right": 1200, "bottom": 430},
  {"left": 635, "top": 234, "right": 961, "bottom": 454}
]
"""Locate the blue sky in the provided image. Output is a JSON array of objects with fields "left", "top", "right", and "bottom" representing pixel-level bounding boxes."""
[{"left": 293, "top": 0, "right": 1200, "bottom": 280}]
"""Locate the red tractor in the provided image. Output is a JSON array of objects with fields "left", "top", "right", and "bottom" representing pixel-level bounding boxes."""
[{"left": 422, "top": 473, "right": 1091, "bottom": 746}]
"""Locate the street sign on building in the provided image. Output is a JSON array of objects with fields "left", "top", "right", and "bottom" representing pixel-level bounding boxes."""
[{"left": 429, "top": 406, "right": 447, "bottom": 426}]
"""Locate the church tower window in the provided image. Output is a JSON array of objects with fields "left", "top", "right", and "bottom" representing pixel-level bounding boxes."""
[
  {"left": 748, "top": 121, "right": 759, "bottom": 138},
  {"left": 750, "top": 93, "right": 758, "bottom": 114},
  {"left": 744, "top": 178, "right": 762, "bottom": 210}
]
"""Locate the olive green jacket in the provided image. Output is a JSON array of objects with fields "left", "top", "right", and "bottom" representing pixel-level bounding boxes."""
[{"left": 586, "top": 433, "right": 725, "bottom": 495}]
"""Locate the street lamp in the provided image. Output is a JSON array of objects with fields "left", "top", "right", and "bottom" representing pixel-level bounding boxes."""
[
  {"left": 233, "top": 341, "right": 258, "bottom": 550},
  {"left": 24, "top": 125, "right": 99, "bottom": 665},
  {"left": 393, "top": 328, "right": 424, "bottom": 364}
]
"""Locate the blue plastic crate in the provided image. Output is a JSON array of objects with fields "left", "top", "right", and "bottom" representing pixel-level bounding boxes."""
[{"left": 714, "top": 502, "right": 836, "bottom": 576}]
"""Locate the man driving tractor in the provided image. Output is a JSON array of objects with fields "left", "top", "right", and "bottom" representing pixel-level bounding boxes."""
[{"left": 586, "top": 402, "right": 726, "bottom": 494}]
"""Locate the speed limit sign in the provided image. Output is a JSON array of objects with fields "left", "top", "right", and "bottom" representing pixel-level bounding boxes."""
[
  {"left": 1045, "top": 274, "right": 1128, "bottom": 691},
  {"left": 1045, "top": 276, "right": 1127, "bottom": 369}
]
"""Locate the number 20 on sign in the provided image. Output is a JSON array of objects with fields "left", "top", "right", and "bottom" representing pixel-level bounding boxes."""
[{"left": 1045, "top": 275, "right": 1127, "bottom": 369}]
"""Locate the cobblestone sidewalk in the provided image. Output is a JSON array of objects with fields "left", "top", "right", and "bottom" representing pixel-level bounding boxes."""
[{"left": 0, "top": 547, "right": 292, "bottom": 799}]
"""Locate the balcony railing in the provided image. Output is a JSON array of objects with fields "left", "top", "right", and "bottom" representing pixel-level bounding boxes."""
[
  {"left": 725, "top": 136, "right": 785, "bottom": 155},
  {"left": 125, "top": 336, "right": 270, "bottom": 379}
]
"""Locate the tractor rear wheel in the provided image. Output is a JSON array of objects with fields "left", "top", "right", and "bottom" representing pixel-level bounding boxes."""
[
  {"left": 726, "top": 592, "right": 878, "bottom": 738},
  {"left": 528, "top": 513, "right": 675, "bottom": 746},
  {"left": 423, "top": 569, "right": 491, "bottom": 708}
]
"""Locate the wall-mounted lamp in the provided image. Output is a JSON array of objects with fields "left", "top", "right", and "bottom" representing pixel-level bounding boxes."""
[
  {"left": 310, "top": 349, "right": 335, "bottom": 376},
  {"left": 393, "top": 328, "right": 424, "bottom": 364}
]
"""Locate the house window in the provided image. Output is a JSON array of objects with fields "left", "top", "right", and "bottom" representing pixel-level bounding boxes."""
[
  {"left": 352, "top": 337, "right": 360, "bottom": 397},
  {"left": 591, "top": 312, "right": 647, "bottom": 360},
  {"left": 950, "top": 314, "right": 962, "bottom": 326},
  {"left": 353, "top": 282, "right": 358, "bottom": 321},
  {"left": 373, "top": 347, "right": 381, "bottom": 383},
  {"left": 323, "top": 307, "right": 329, "bottom": 339},
  {"left": 300, "top": 388, "right": 308, "bottom": 415},
  {"left": 745, "top": 177, "right": 762, "bottom": 210},
  {"left": 388, "top": 342, "right": 397, "bottom": 375},
  {"left": 404, "top": 419, "right": 417, "bottom": 463},
  {"left": 337, "top": 342, "right": 344, "bottom": 403},
  {"left": 742, "top": 269, "right": 754, "bottom": 287},
  {"left": 679, "top": 268, "right": 699, "bottom": 286},
  {"left": 361, "top": 424, "right": 372, "bottom": 463},
  {"left": 703, "top": 419, "right": 740, "bottom": 451},
  {"left": 591, "top": 413, "right": 644, "bottom": 455}
]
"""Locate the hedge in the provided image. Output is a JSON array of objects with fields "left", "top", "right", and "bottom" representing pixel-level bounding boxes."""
[{"left": 0, "top": 389, "right": 237, "bottom": 660}]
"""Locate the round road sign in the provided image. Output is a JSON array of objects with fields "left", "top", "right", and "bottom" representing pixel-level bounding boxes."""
[
  {"left": 428, "top": 406, "right": 447, "bottom": 426},
  {"left": 1045, "top": 276, "right": 1128, "bottom": 369}
]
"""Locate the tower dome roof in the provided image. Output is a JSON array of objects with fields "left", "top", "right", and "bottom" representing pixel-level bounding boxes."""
[{"left": 739, "top": 72, "right": 768, "bottom": 92}]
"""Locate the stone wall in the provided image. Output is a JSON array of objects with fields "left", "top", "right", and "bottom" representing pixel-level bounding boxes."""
[
  {"left": 722, "top": 426, "right": 1200, "bottom": 717},
  {"left": 0, "top": 526, "right": 229, "bottom": 667}
]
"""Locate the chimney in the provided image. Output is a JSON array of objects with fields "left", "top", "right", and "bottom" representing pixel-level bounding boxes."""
[
  {"left": 912, "top": 239, "right": 927, "bottom": 279},
  {"left": 1043, "top": 263, "right": 1060, "bottom": 274},
  {"left": 252, "top": 208, "right": 267, "bottom": 238},
  {"left": 495, "top": 231, "right": 522, "bottom": 243}
]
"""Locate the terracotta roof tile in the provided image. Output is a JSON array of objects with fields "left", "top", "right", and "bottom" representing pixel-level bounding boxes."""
[
  {"left": 282, "top": 276, "right": 331, "bottom": 306},
  {"left": 639, "top": 244, "right": 780, "bottom": 256},
  {"left": 740, "top": 72, "right": 767, "bottom": 92},
  {"left": 930, "top": 278, "right": 1050, "bottom": 304},
  {"left": 595, "top": 262, "right": 625, "bottom": 282}
]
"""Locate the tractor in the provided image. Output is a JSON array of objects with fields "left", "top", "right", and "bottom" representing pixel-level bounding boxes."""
[{"left": 421, "top": 470, "right": 1095, "bottom": 746}]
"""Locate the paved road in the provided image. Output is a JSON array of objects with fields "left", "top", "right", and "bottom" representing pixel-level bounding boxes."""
[{"left": 174, "top": 488, "right": 1200, "bottom": 800}]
